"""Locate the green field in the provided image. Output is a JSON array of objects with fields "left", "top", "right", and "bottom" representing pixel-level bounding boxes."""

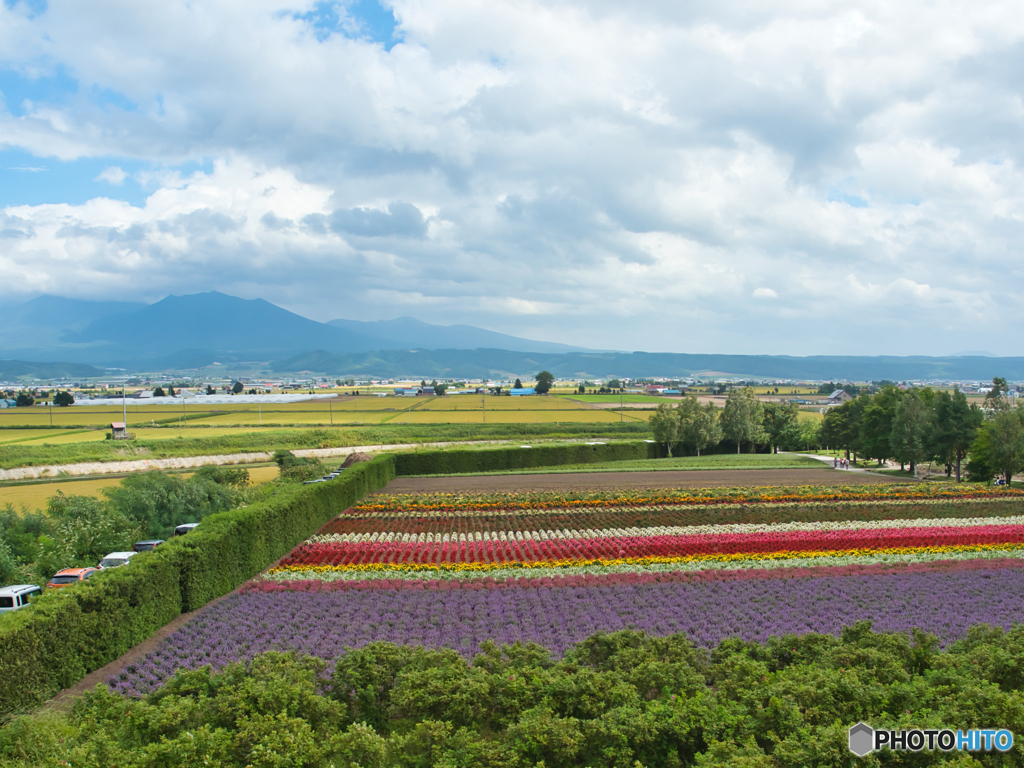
[{"left": 559, "top": 394, "right": 666, "bottom": 404}]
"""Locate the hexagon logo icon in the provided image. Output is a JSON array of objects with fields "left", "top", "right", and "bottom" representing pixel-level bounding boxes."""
[{"left": 849, "top": 722, "right": 874, "bottom": 756}]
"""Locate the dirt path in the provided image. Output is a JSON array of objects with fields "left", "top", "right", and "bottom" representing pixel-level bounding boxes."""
[
  {"left": 0, "top": 439, "right": 517, "bottom": 481},
  {"left": 376, "top": 467, "right": 909, "bottom": 494}
]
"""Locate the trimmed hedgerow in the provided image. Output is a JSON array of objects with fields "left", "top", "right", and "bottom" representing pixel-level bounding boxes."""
[
  {"left": 0, "top": 455, "right": 397, "bottom": 717},
  {"left": 392, "top": 441, "right": 657, "bottom": 476}
]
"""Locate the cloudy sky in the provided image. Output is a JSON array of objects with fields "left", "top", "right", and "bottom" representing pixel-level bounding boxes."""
[{"left": 1, "top": 0, "right": 1022, "bottom": 356}]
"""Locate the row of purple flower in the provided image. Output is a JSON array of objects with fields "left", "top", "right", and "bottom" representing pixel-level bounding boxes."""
[{"left": 112, "top": 565, "right": 1024, "bottom": 697}]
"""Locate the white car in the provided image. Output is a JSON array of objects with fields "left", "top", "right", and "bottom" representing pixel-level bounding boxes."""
[
  {"left": 98, "top": 551, "right": 137, "bottom": 569},
  {"left": 0, "top": 584, "right": 42, "bottom": 613}
]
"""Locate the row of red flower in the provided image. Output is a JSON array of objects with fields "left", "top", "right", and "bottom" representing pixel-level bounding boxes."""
[{"left": 280, "top": 523, "right": 1024, "bottom": 567}]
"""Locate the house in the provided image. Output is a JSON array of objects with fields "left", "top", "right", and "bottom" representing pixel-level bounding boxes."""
[{"left": 826, "top": 389, "right": 853, "bottom": 405}]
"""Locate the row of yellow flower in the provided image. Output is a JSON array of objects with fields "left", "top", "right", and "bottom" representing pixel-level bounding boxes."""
[
  {"left": 353, "top": 484, "right": 1024, "bottom": 514},
  {"left": 266, "top": 542, "right": 1024, "bottom": 575}
]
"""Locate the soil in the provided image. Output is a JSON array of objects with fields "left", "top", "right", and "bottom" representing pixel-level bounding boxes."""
[{"left": 375, "top": 467, "right": 910, "bottom": 494}]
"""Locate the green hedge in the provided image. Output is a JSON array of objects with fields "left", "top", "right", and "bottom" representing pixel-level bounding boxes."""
[
  {"left": 0, "top": 441, "right": 652, "bottom": 718},
  {"left": 0, "top": 455, "right": 396, "bottom": 718},
  {"left": 392, "top": 440, "right": 657, "bottom": 476}
]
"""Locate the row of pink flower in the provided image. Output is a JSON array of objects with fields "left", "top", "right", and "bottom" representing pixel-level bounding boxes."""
[
  {"left": 244, "top": 556, "right": 1024, "bottom": 593},
  {"left": 281, "top": 523, "right": 1024, "bottom": 567}
]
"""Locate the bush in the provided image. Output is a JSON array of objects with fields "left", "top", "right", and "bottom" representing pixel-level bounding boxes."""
[
  {"left": 0, "top": 456, "right": 396, "bottom": 717},
  {"left": 392, "top": 441, "right": 657, "bottom": 476}
]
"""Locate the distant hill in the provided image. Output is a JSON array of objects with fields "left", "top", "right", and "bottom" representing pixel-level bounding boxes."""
[
  {"left": 0, "top": 360, "right": 104, "bottom": 381},
  {"left": 0, "top": 292, "right": 586, "bottom": 366},
  {"left": 270, "top": 348, "right": 1024, "bottom": 381},
  {"left": 327, "top": 316, "right": 583, "bottom": 354}
]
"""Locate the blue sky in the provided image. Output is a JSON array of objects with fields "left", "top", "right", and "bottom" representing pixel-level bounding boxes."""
[{"left": 0, "top": 0, "right": 1022, "bottom": 356}]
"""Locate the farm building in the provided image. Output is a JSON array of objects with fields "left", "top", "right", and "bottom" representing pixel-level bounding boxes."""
[
  {"left": 509, "top": 387, "right": 536, "bottom": 395},
  {"left": 109, "top": 422, "right": 134, "bottom": 440},
  {"left": 826, "top": 389, "right": 853, "bottom": 404}
]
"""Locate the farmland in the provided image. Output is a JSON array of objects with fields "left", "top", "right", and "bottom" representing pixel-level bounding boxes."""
[{"left": 112, "top": 481, "right": 1024, "bottom": 698}]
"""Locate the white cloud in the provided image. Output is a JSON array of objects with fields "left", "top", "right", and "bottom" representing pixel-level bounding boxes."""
[
  {"left": 1, "top": 0, "right": 1024, "bottom": 354},
  {"left": 95, "top": 166, "right": 127, "bottom": 184}
]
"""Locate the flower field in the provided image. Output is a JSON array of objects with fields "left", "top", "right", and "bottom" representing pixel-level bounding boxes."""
[{"left": 112, "top": 483, "right": 1024, "bottom": 695}]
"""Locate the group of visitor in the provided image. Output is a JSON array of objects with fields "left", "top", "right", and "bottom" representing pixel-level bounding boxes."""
[{"left": 833, "top": 457, "right": 850, "bottom": 469}]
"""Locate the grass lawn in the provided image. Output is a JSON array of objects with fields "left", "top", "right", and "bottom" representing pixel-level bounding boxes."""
[{"left": 404, "top": 452, "right": 828, "bottom": 477}]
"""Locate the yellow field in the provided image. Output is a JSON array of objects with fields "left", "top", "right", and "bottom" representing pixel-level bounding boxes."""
[
  {"left": 419, "top": 396, "right": 593, "bottom": 411},
  {"left": 0, "top": 465, "right": 281, "bottom": 513},
  {"left": 197, "top": 410, "right": 396, "bottom": 426},
  {"left": 397, "top": 408, "right": 643, "bottom": 424}
]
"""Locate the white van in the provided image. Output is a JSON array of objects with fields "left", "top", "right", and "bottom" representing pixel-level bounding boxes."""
[
  {"left": 0, "top": 584, "right": 43, "bottom": 613},
  {"left": 98, "top": 551, "right": 137, "bottom": 569}
]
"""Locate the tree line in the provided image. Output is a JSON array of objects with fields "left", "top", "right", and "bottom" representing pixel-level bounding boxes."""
[
  {"left": 650, "top": 380, "right": 1024, "bottom": 484},
  {"left": 818, "top": 378, "right": 1024, "bottom": 483},
  {"left": 648, "top": 389, "right": 815, "bottom": 457}
]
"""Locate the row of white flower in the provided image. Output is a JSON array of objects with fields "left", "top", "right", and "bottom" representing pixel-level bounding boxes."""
[
  {"left": 264, "top": 547, "right": 1024, "bottom": 583},
  {"left": 307, "top": 514, "right": 1024, "bottom": 546}
]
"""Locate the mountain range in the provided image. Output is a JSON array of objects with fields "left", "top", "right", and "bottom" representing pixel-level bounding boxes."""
[
  {"left": 270, "top": 348, "right": 1024, "bottom": 381},
  {"left": 0, "top": 292, "right": 585, "bottom": 368},
  {"left": 2, "top": 292, "right": 1023, "bottom": 382}
]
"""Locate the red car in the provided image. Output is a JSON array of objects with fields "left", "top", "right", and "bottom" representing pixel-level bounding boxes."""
[{"left": 46, "top": 567, "right": 100, "bottom": 589}]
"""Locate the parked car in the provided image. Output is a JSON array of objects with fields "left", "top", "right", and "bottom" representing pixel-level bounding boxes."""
[
  {"left": 132, "top": 539, "right": 164, "bottom": 552},
  {"left": 173, "top": 523, "right": 199, "bottom": 536},
  {"left": 0, "top": 584, "right": 42, "bottom": 613},
  {"left": 46, "top": 567, "right": 100, "bottom": 589},
  {"left": 98, "top": 551, "right": 137, "bottom": 569}
]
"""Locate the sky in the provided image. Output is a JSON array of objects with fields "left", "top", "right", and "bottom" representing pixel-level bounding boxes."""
[{"left": 1, "top": 0, "right": 1023, "bottom": 357}]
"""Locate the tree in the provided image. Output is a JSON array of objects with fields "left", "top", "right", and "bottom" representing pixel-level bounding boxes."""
[
  {"left": 53, "top": 390, "right": 75, "bottom": 407},
  {"left": 578, "top": 383, "right": 586, "bottom": 394},
  {"left": 889, "top": 391, "right": 929, "bottom": 475},
  {"left": 681, "top": 400, "right": 722, "bottom": 456},
  {"left": 930, "top": 388, "right": 983, "bottom": 481},
  {"left": 168, "top": 385, "right": 176, "bottom": 396},
  {"left": 153, "top": 387, "right": 166, "bottom": 397},
  {"left": 232, "top": 381, "right": 244, "bottom": 394},
  {"left": 434, "top": 383, "right": 448, "bottom": 396},
  {"left": 15, "top": 392, "right": 34, "bottom": 407},
  {"left": 514, "top": 379, "right": 523, "bottom": 389},
  {"left": 761, "top": 402, "right": 800, "bottom": 453},
  {"left": 978, "top": 407, "right": 1024, "bottom": 485},
  {"left": 984, "top": 377, "right": 1011, "bottom": 412},
  {"left": 206, "top": 385, "right": 216, "bottom": 395},
  {"left": 607, "top": 379, "right": 622, "bottom": 389},
  {"left": 859, "top": 386, "right": 902, "bottom": 464},
  {"left": 535, "top": 371, "right": 555, "bottom": 395},
  {"left": 649, "top": 403, "right": 681, "bottom": 456},
  {"left": 820, "top": 399, "right": 866, "bottom": 460},
  {"left": 720, "top": 388, "right": 765, "bottom": 454}
]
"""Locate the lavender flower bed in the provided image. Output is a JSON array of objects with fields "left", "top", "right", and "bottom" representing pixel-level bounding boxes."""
[{"left": 111, "top": 568, "right": 1024, "bottom": 697}]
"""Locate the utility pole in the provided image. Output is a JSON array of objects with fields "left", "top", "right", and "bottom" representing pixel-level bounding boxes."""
[
  {"left": 482, "top": 395, "right": 486, "bottom": 424},
  {"left": 329, "top": 396, "right": 333, "bottom": 425}
]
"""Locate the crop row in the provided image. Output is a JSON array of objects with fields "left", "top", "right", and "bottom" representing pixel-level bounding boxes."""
[
  {"left": 353, "top": 484, "right": 1024, "bottom": 514},
  {"left": 322, "top": 498, "right": 1024, "bottom": 535},
  {"left": 113, "top": 564, "right": 1024, "bottom": 697},
  {"left": 279, "top": 523, "right": 1024, "bottom": 570}
]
